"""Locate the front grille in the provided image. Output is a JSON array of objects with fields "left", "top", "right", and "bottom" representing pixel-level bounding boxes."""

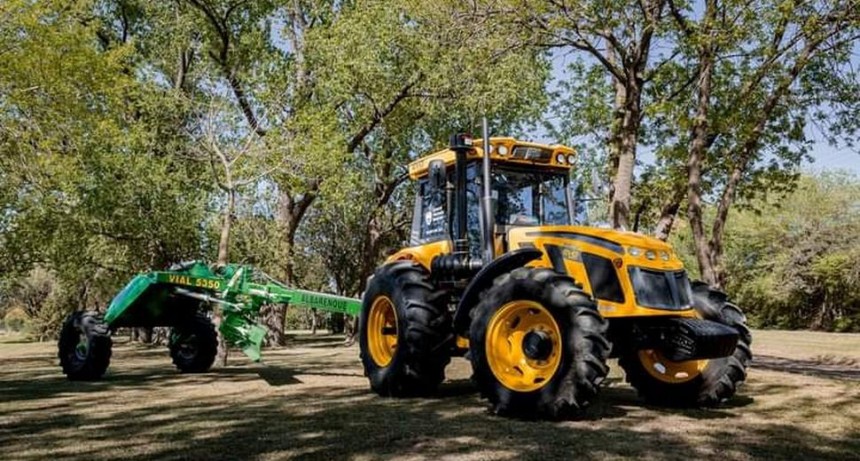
[{"left": 628, "top": 267, "right": 693, "bottom": 310}]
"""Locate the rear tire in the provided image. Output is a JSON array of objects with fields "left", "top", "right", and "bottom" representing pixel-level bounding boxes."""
[
  {"left": 619, "top": 283, "right": 752, "bottom": 407},
  {"left": 169, "top": 313, "right": 218, "bottom": 373},
  {"left": 58, "top": 311, "right": 112, "bottom": 380},
  {"left": 359, "top": 261, "right": 451, "bottom": 397},
  {"left": 469, "top": 267, "right": 609, "bottom": 419}
]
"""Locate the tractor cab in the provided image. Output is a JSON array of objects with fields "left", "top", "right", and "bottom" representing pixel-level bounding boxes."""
[{"left": 405, "top": 137, "right": 577, "bottom": 259}]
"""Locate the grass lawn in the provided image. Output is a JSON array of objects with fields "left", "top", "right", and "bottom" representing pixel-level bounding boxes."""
[{"left": 1, "top": 329, "right": 858, "bottom": 460}]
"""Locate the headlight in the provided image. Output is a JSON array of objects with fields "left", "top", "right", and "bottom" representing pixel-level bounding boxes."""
[
  {"left": 645, "top": 250, "right": 656, "bottom": 260},
  {"left": 497, "top": 145, "right": 508, "bottom": 156},
  {"left": 566, "top": 154, "right": 575, "bottom": 164},
  {"left": 556, "top": 153, "right": 565, "bottom": 164},
  {"left": 660, "top": 251, "right": 670, "bottom": 261},
  {"left": 628, "top": 247, "right": 642, "bottom": 256}
]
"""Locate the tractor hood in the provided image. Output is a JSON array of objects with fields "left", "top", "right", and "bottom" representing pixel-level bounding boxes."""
[
  {"left": 508, "top": 225, "right": 682, "bottom": 269},
  {"left": 508, "top": 225, "right": 693, "bottom": 318}
]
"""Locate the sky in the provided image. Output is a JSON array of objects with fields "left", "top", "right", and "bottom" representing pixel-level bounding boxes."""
[{"left": 538, "top": 45, "right": 860, "bottom": 175}]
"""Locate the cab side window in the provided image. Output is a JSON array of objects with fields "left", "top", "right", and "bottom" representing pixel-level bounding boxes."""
[{"left": 410, "top": 179, "right": 448, "bottom": 245}]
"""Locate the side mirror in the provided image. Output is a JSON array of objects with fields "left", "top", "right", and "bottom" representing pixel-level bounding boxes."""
[{"left": 429, "top": 159, "right": 446, "bottom": 191}]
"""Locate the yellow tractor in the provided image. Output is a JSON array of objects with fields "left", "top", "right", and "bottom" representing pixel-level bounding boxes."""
[{"left": 358, "top": 129, "right": 751, "bottom": 419}]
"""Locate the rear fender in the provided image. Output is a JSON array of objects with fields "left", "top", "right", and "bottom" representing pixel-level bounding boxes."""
[{"left": 452, "top": 248, "right": 543, "bottom": 335}]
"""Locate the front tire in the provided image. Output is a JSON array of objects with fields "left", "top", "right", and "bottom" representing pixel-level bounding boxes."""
[
  {"left": 58, "top": 311, "right": 112, "bottom": 380},
  {"left": 619, "top": 283, "right": 752, "bottom": 407},
  {"left": 359, "top": 261, "right": 451, "bottom": 397},
  {"left": 169, "top": 313, "right": 218, "bottom": 373},
  {"left": 469, "top": 267, "right": 610, "bottom": 419}
]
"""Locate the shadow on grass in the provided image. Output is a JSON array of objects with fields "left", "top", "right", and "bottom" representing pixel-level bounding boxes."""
[
  {"left": 753, "top": 354, "right": 860, "bottom": 380},
  {"left": 1, "top": 338, "right": 857, "bottom": 461},
  {"left": 2, "top": 382, "right": 855, "bottom": 461}
]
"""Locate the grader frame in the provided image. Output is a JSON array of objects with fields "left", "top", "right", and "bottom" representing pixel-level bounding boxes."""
[{"left": 58, "top": 261, "right": 360, "bottom": 380}]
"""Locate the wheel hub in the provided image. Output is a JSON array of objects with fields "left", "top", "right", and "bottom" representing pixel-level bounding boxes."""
[
  {"left": 522, "top": 330, "right": 553, "bottom": 361},
  {"left": 177, "top": 336, "right": 198, "bottom": 360},
  {"left": 74, "top": 331, "right": 89, "bottom": 360},
  {"left": 484, "top": 300, "right": 562, "bottom": 392}
]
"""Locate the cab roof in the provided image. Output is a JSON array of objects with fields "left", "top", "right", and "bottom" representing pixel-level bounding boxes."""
[{"left": 407, "top": 137, "right": 575, "bottom": 180}]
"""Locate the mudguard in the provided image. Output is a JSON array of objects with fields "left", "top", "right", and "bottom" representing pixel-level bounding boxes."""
[
  {"left": 452, "top": 248, "right": 543, "bottom": 335},
  {"left": 104, "top": 273, "right": 156, "bottom": 325}
]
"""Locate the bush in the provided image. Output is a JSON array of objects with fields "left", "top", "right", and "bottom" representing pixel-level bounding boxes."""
[
  {"left": 672, "top": 172, "right": 860, "bottom": 332},
  {"left": 726, "top": 173, "right": 860, "bottom": 331},
  {"left": 3, "top": 307, "right": 29, "bottom": 332}
]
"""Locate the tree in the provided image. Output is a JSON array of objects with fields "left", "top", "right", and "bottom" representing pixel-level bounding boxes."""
[
  {"left": 510, "top": 0, "right": 678, "bottom": 230},
  {"left": 665, "top": 0, "right": 860, "bottom": 287},
  {"left": 0, "top": 0, "right": 209, "bottom": 339},
  {"left": 310, "top": 0, "right": 550, "bottom": 295},
  {"left": 671, "top": 172, "right": 860, "bottom": 331}
]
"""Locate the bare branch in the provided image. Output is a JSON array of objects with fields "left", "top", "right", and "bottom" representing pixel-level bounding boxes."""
[{"left": 347, "top": 75, "right": 423, "bottom": 152}]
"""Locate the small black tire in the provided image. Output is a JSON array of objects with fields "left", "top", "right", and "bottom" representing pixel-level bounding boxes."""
[
  {"left": 469, "top": 267, "right": 610, "bottom": 419},
  {"left": 58, "top": 311, "right": 112, "bottom": 381},
  {"left": 619, "top": 282, "right": 752, "bottom": 407},
  {"left": 359, "top": 261, "right": 451, "bottom": 397},
  {"left": 169, "top": 313, "right": 218, "bottom": 373}
]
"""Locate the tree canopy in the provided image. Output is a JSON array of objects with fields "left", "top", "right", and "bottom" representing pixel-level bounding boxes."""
[{"left": 1, "top": 0, "right": 858, "bottom": 336}]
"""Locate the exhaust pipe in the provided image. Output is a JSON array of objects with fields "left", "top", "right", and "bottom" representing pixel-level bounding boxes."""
[{"left": 481, "top": 117, "right": 494, "bottom": 263}]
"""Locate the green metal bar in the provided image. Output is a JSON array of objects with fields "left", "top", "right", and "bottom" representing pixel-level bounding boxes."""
[{"left": 287, "top": 289, "right": 361, "bottom": 316}]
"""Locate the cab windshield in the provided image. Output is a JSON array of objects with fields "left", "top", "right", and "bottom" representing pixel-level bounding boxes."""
[
  {"left": 491, "top": 166, "right": 571, "bottom": 226},
  {"left": 410, "top": 163, "right": 572, "bottom": 249},
  {"left": 465, "top": 164, "right": 571, "bottom": 231}
]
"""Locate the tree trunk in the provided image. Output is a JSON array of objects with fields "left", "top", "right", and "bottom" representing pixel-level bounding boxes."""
[
  {"left": 606, "top": 64, "right": 626, "bottom": 202},
  {"left": 609, "top": 83, "right": 641, "bottom": 231},
  {"left": 152, "top": 326, "right": 169, "bottom": 346},
  {"left": 260, "top": 303, "right": 287, "bottom": 346},
  {"left": 139, "top": 327, "right": 152, "bottom": 344},
  {"left": 654, "top": 199, "right": 681, "bottom": 241},
  {"left": 216, "top": 189, "right": 234, "bottom": 267},
  {"left": 329, "top": 313, "right": 345, "bottom": 334},
  {"left": 264, "top": 187, "right": 316, "bottom": 347},
  {"left": 213, "top": 314, "right": 228, "bottom": 368},
  {"left": 214, "top": 188, "right": 235, "bottom": 367},
  {"left": 685, "top": 4, "right": 718, "bottom": 288},
  {"left": 343, "top": 316, "right": 359, "bottom": 346}
]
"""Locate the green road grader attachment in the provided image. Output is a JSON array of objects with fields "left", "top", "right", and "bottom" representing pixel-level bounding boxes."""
[{"left": 58, "top": 261, "right": 361, "bottom": 380}]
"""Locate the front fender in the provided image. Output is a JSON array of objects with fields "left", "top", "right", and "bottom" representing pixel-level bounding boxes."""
[{"left": 451, "top": 248, "right": 543, "bottom": 335}]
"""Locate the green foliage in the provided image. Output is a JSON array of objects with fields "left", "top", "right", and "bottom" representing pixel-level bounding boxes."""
[
  {"left": 1, "top": 0, "right": 855, "bottom": 340},
  {"left": 671, "top": 172, "right": 860, "bottom": 331},
  {"left": 1, "top": 0, "right": 551, "bottom": 336},
  {"left": 2, "top": 307, "right": 28, "bottom": 332},
  {"left": 0, "top": 0, "right": 210, "bottom": 333}
]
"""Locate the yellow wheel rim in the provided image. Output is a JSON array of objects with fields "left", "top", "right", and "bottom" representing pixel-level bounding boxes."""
[
  {"left": 638, "top": 350, "right": 708, "bottom": 383},
  {"left": 485, "top": 300, "right": 562, "bottom": 392},
  {"left": 367, "top": 296, "right": 398, "bottom": 367}
]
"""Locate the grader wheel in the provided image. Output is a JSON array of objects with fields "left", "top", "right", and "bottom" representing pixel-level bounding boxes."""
[
  {"left": 169, "top": 313, "right": 218, "bottom": 373},
  {"left": 58, "top": 311, "right": 112, "bottom": 380}
]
